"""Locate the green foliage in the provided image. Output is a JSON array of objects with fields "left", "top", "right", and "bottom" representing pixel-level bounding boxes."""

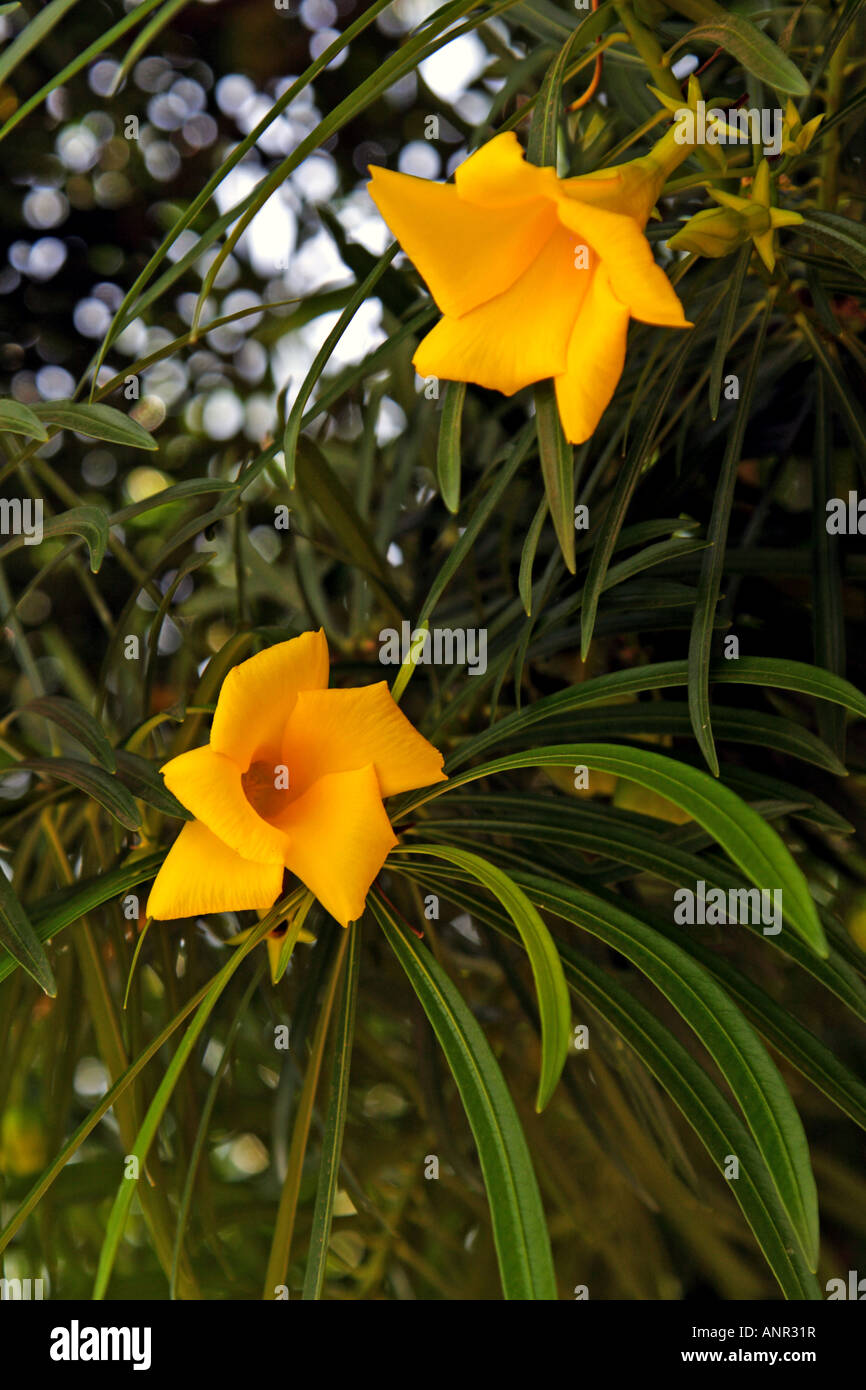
[{"left": 0, "top": 0, "right": 864, "bottom": 1302}]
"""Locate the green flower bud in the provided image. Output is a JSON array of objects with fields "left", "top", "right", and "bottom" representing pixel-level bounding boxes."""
[{"left": 668, "top": 205, "right": 751, "bottom": 258}]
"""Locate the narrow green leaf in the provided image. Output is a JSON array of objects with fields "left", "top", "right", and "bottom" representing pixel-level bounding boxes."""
[
  {"left": 113, "top": 477, "right": 237, "bottom": 524},
  {"left": 580, "top": 322, "right": 701, "bottom": 659},
  {"left": 20, "top": 695, "right": 115, "bottom": 771},
  {"left": 113, "top": 749, "right": 191, "bottom": 820},
  {"left": 666, "top": 0, "right": 809, "bottom": 94},
  {"left": 436, "top": 381, "right": 466, "bottom": 514},
  {"left": 0, "top": 0, "right": 79, "bottom": 86},
  {"left": 812, "top": 373, "right": 847, "bottom": 759},
  {"left": 527, "top": 9, "right": 592, "bottom": 164},
  {"left": 519, "top": 497, "right": 548, "bottom": 616},
  {"left": 688, "top": 301, "right": 771, "bottom": 775},
  {"left": 33, "top": 402, "right": 157, "bottom": 450},
  {"left": 449, "top": 655, "right": 866, "bottom": 771},
  {"left": 8, "top": 758, "right": 141, "bottom": 831},
  {"left": 534, "top": 380, "right": 576, "bottom": 573},
  {"left": 92, "top": 903, "right": 285, "bottom": 1297},
  {"left": 709, "top": 245, "right": 750, "bottom": 421},
  {"left": 395, "top": 845, "right": 570, "bottom": 1110},
  {"left": 532, "top": 703, "right": 848, "bottom": 775},
  {"left": 399, "top": 868, "right": 820, "bottom": 1298},
  {"left": 302, "top": 922, "right": 361, "bottom": 1300},
  {"left": 0, "top": 870, "right": 56, "bottom": 996},
  {"left": 802, "top": 211, "right": 866, "bottom": 279},
  {"left": 283, "top": 245, "right": 398, "bottom": 488},
  {"left": 294, "top": 439, "right": 404, "bottom": 621},
  {"left": 0, "top": 505, "right": 108, "bottom": 572},
  {"left": 371, "top": 891, "right": 557, "bottom": 1299},
  {"left": 516, "top": 874, "right": 819, "bottom": 1265},
  {"left": 0, "top": 853, "right": 163, "bottom": 989},
  {"left": 0, "top": 400, "right": 49, "bottom": 440},
  {"left": 396, "top": 742, "right": 827, "bottom": 956},
  {"left": 390, "top": 620, "right": 428, "bottom": 706},
  {"left": 262, "top": 928, "right": 348, "bottom": 1297}
]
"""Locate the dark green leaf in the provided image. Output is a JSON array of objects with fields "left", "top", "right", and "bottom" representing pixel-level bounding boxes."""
[
  {"left": 22, "top": 695, "right": 116, "bottom": 771},
  {"left": 372, "top": 891, "right": 557, "bottom": 1300},
  {"left": 113, "top": 750, "right": 191, "bottom": 820},
  {"left": 0, "top": 870, "right": 56, "bottom": 996},
  {"left": 9, "top": 758, "right": 141, "bottom": 831}
]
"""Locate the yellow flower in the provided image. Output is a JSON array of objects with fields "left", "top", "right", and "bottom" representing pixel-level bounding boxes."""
[
  {"left": 147, "top": 630, "right": 445, "bottom": 928},
  {"left": 368, "top": 129, "right": 692, "bottom": 444},
  {"left": 781, "top": 98, "right": 824, "bottom": 156}
]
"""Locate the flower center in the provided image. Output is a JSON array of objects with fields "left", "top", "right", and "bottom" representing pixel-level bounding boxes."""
[{"left": 242, "top": 759, "right": 291, "bottom": 822}]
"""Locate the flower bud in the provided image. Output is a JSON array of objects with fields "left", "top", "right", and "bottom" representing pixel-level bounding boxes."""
[{"left": 668, "top": 205, "right": 751, "bottom": 258}]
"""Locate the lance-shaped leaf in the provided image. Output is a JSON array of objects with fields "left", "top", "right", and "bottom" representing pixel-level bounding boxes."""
[
  {"left": 33, "top": 402, "right": 157, "bottom": 450},
  {"left": 371, "top": 891, "right": 557, "bottom": 1300},
  {"left": 7, "top": 758, "right": 141, "bottom": 831},
  {"left": 395, "top": 743, "right": 827, "bottom": 956},
  {"left": 21, "top": 695, "right": 116, "bottom": 771},
  {"left": 0, "top": 871, "right": 56, "bottom": 996},
  {"left": 392, "top": 844, "right": 571, "bottom": 1110}
]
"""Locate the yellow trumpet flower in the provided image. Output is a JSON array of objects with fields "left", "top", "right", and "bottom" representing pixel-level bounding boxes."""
[
  {"left": 368, "top": 128, "right": 693, "bottom": 444},
  {"left": 147, "top": 630, "right": 445, "bottom": 928}
]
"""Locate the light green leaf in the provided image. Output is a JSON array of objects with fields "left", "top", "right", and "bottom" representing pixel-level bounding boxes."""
[
  {"left": 0, "top": 400, "right": 49, "bottom": 440},
  {"left": 33, "top": 402, "right": 158, "bottom": 450},
  {"left": 0, "top": 505, "right": 108, "bottom": 572}
]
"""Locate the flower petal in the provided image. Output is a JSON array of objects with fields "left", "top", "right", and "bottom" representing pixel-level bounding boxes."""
[
  {"left": 453, "top": 130, "right": 559, "bottom": 207},
  {"left": 563, "top": 150, "right": 671, "bottom": 227},
  {"left": 367, "top": 163, "right": 556, "bottom": 319},
  {"left": 413, "top": 224, "right": 587, "bottom": 395},
  {"left": 210, "top": 629, "right": 329, "bottom": 769},
  {"left": 282, "top": 683, "right": 446, "bottom": 799},
  {"left": 555, "top": 196, "right": 690, "bottom": 328},
  {"left": 146, "top": 820, "right": 283, "bottom": 920},
  {"left": 161, "top": 744, "right": 288, "bottom": 863},
  {"left": 554, "top": 268, "right": 630, "bottom": 444},
  {"left": 276, "top": 764, "right": 398, "bottom": 928}
]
